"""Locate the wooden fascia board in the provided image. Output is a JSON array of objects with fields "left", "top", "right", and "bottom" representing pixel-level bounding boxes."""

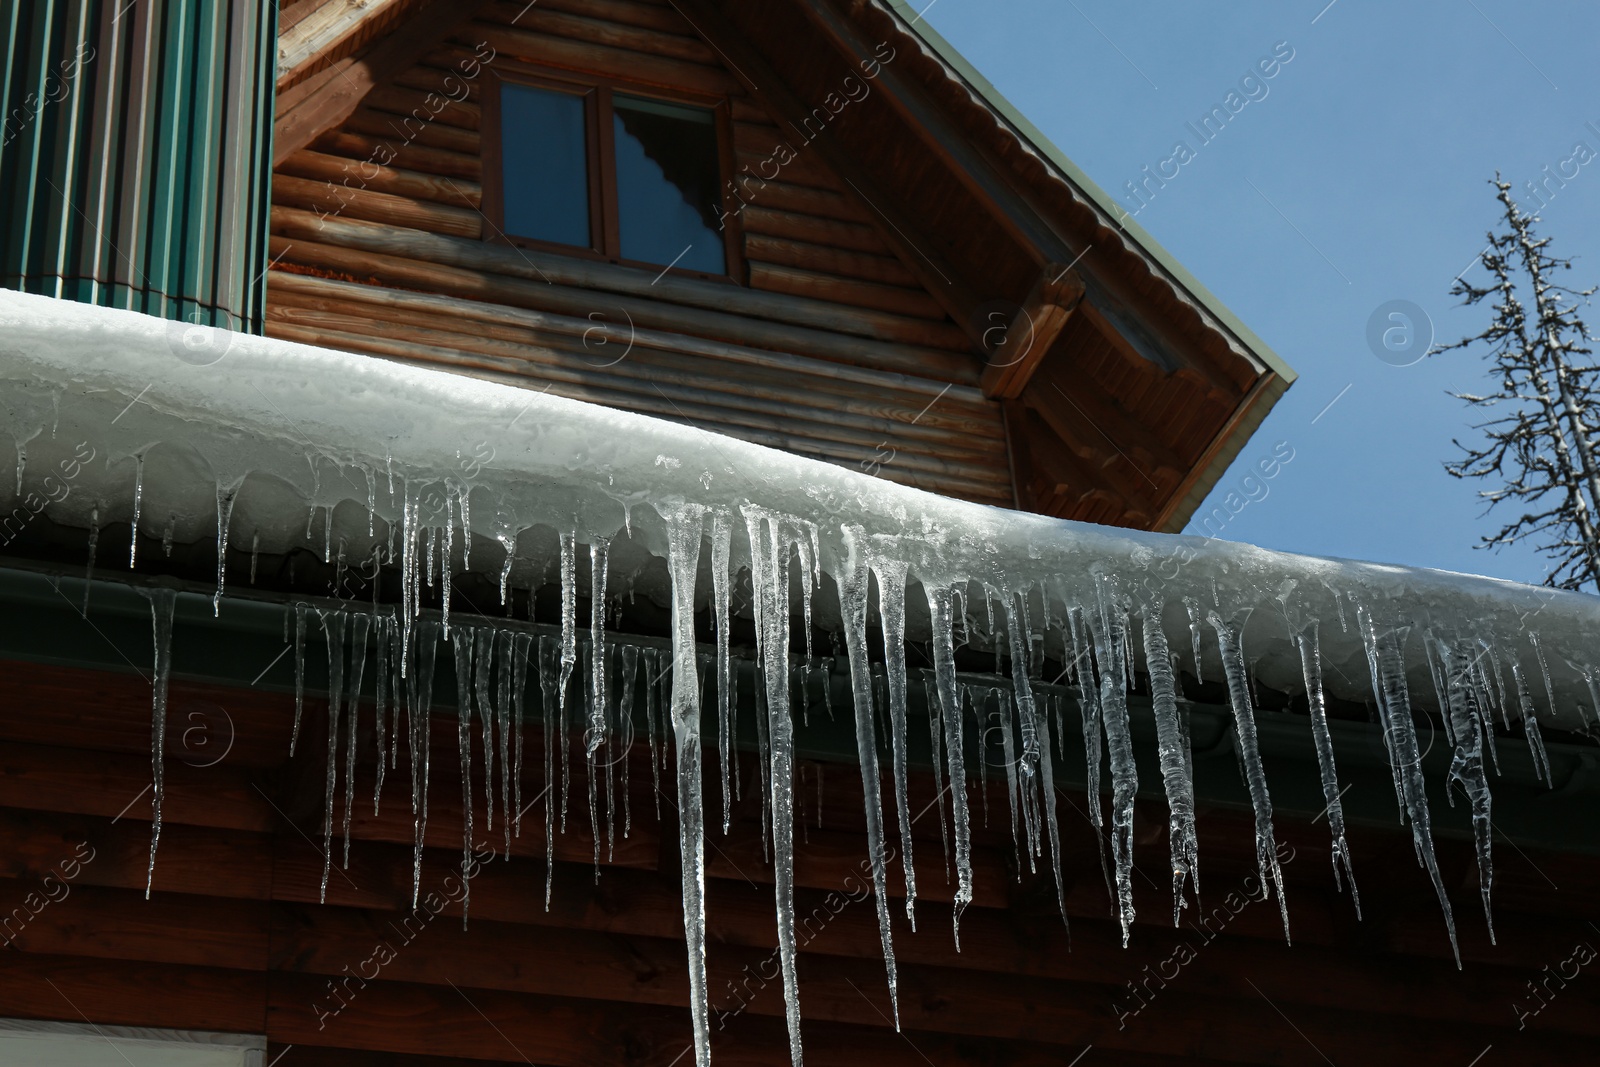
[
  {"left": 271, "top": 0, "right": 493, "bottom": 166},
  {"left": 675, "top": 0, "right": 985, "bottom": 341},
  {"left": 979, "top": 265, "right": 1083, "bottom": 399}
]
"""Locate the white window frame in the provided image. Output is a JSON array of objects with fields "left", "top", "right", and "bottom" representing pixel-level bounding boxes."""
[{"left": 0, "top": 1019, "right": 265, "bottom": 1066}]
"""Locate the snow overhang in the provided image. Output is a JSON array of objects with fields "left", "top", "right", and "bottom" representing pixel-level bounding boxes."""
[{"left": 0, "top": 290, "right": 1595, "bottom": 730}]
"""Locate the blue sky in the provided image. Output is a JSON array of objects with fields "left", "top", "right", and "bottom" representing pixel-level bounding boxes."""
[{"left": 920, "top": 0, "right": 1600, "bottom": 585}]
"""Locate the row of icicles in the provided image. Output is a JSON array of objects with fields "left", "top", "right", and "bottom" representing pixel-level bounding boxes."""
[{"left": 124, "top": 502, "right": 1590, "bottom": 1067}]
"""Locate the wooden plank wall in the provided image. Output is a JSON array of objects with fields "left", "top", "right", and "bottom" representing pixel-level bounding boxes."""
[
  {"left": 0, "top": 656, "right": 1597, "bottom": 1065},
  {"left": 264, "top": 0, "right": 1012, "bottom": 508}
]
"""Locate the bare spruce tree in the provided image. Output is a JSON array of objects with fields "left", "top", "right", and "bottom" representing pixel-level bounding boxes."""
[{"left": 1437, "top": 176, "right": 1600, "bottom": 593}]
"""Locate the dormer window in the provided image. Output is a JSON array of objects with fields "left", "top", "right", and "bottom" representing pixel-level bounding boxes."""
[{"left": 485, "top": 72, "right": 736, "bottom": 280}]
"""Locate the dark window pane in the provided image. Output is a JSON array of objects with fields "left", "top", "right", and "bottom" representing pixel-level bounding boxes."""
[
  {"left": 500, "top": 83, "right": 590, "bottom": 248},
  {"left": 613, "top": 94, "right": 725, "bottom": 273}
]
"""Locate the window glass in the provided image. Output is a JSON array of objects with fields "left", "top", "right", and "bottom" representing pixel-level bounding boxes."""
[
  {"left": 500, "top": 83, "right": 591, "bottom": 248},
  {"left": 613, "top": 94, "right": 725, "bottom": 273}
]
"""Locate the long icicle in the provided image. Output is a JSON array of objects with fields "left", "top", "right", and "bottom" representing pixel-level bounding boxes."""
[
  {"left": 538, "top": 634, "right": 562, "bottom": 909},
  {"left": 711, "top": 510, "right": 734, "bottom": 834},
  {"left": 1208, "top": 608, "right": 1291, "bottom": 942},
  {"left": 743, "top": 506, "right": 806, "bottom": 1065},
  {"left": 344, "top": 611, "right": 371, "bottom": 866},
  {"left": 559, "top": 531, "right": 578, "bottom": 830},
  {"left": 661, "top": 502, "right": 713, "bottom": 1067},
  {"left": 928, "top": 587, "right": 974, "bottom": 946},
  {"left": 1067, "top": 605, "right": 1113, "bottom": 901},
  {"left": 588, "top": 537, "right": 611, "bottom": 755},
  {"left": 140, "top": 588, "right": 177, "bottom": 898},
  {"left": 1141, "top": 600, "right": 1199, "bottom": 923},
  {"left": 1442, "top": 637, "right": 1495, "bottom": 944},
  {"left": 1092, "top": 579, "right": 1139, "bottom": 944},
  {"left": 839, "top": 526, "right": 900, "bottom": 1028},
  {"left": 452, "top": 626, "right": 476, "bottom": 928},
  {"left": 1294, "top": 619, "right": 1358, "bottom": 915},
  {"left": 1359, "top": 607, "right": 1457, "bottom": 964},
  {"left": 410, "top": 619, "right": 440, "bottom": 908},
  {"left": 318, "top": 610, "right": 348, "bottom": 903},
  {"left": 870, "top": 553, "right": 917, "bottom": 928}
]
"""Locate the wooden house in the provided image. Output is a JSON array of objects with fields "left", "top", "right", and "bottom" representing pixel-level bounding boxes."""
[{"left": 1, "top": 2, "right": 1598, "bottom": 1066}]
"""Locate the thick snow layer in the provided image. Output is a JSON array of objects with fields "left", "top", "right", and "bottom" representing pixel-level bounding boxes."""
[{"left": 2, "top": 289, "right": 1594, "bottom": 723}]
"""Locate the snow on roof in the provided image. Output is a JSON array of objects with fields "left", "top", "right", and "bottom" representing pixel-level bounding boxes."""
[{"left": 0, "top": 289, "right": 1594, "bottom": 724}]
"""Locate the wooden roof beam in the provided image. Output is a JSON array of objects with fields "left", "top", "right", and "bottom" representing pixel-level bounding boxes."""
[
  {"left": 277, "top": 0, "right": 408, "bottom": 86},
  {"left": 272, "top": 0, "right": 494, "bottom": 166},
  {"left": 979, "top": 265, "right": 1083, "bottom": 399},
  {"left": 671, "top": 0, "right": 987, "bottom": 343}
]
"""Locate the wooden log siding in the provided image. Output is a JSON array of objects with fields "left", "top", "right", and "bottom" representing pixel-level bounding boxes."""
[
  {"left": 265, "top": 0, "right": 1013, "bottom": 505},
  {"left": 2, "top": 653, "right": 1599, "bottom": 1065}
]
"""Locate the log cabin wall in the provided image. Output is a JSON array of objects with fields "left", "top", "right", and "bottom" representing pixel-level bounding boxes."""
[
  {"left": 0, "top": 614, "right": 1597, "bottom": 1067},
  {"left": 264, "top": 0, "right": 1014, "bottom": 509}
]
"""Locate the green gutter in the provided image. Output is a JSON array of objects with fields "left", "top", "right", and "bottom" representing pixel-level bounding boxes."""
[{"left": 0, "top": 561, "right": 1590, "bottom": 857}]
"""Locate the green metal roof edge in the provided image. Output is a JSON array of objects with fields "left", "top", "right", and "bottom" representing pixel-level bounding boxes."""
[{"left": 881, "top": 0, "right": 1297, "bottom": 386}]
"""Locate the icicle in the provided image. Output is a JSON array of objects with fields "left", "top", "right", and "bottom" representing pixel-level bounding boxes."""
[
  {"left": 660, "top": 502, "right": 713, "bottom": 1067},
  {"left": 410, "top": 619, "right": 440, "bottom": 908},
  {"left": 452, "top": 626, "right": 476, "bottom": 927},
  {"left": 364, "top": 466, "right": 376, "bottom": 535},
  {"left": 399, "top": 485, "right": 418, "bottom": 672},
  {"left": 742, "top": 506, "right": 806, "bottom": 1063},
  {"left": 1092, "top": 578, "right": 1139, "bottom": 945},
  {"left": 474, "top": 627, "right": 498, "bottom": 839},
  {"left": 559, "top": 531, "right": 578, "bottom": 830},
  {"left": 839, "top": 527, "right": 900, "bottom": 1028},
  {"left": 921, "top": 674, "right": 950, "bottom": 881},
  {"left": 644, "top": 648, "right": 663, "bottom": 820},
  {"left": 584, "top": 644, "right": 602, "bottom": 879},
  {"left": 537, "top": 634, "right": 562, "bottom": 909},
  {"left": 1474, "top": 649, "right": 1503, "bottom": 775},
  {"left": 1529, "top": 631, "right": 1558, "bottom": 721},
  {"left": 441, "top": 502, "right": 454, "bottom": 638},
  {"left": 496, "top": 631, "right": 512, "bottom": 856},
  {"left": 318, "top": 610, "right": 348, "bottom": 903},
  {"left": 457, "top": 483, "right": 471, "bottom": 568},
  {"left": 870, "top": 553, "right": 917, "bottom": 927},
  {"left": 161, "top": 516, "right": 174, "bottom": 557},
  {"left": 344, "top": 611, "right": 370, "bottom": 865},
  {"left": 1067, "top": 605, "right": 1113, "bottom": 900},
  {"left": 129, "top": 454, "right": 144, "bottom": 568},
  {"left": 1183, "top": 596, "right": 1204, "bottom": 684},
  {"left": 1141, "top": 601, "right": 1199, "bottom": 924},
  {"left": 82, "top": 505, "right": 99, "bottom": 615},
  {"left": 512, "top": 632, "right": 531, "bottom": 840},
  {"left": 1004, "top": 593, "right": 1043, "bottom": 786},
  {"left": 993, "top": 689, "right": 1024, "bottom": 869},
  {"left": 1208, "top": 609, "right": 1291, "bottom": 942},
  {"left": 1294, "top": 620, "right": 1357, "bottom": 915},
  {"left": 588, "top": 538, "right": 611, "bottom": 755},
  {"left": 620, "top": 643, "right": 639, "bottom": 839},
  {"left": 292, "top": 603, "right": 310, "bottom": 756},
  {"left": 426, "top": 522, "right": 437, "bottom": 589},
  {"left": 1510, "top": 661, "right": 1552, "bottom": 785},
  {"left": 140, "top": 588, "right": 177, "bottom": 898},
  {"left": 1358, "top": 607, "right": 1458, "bottom": 964},
  {"left": 374, "top": 611, "right": 390, "bottom": 814},
  {"left": 1441, "top": 638, "right": 1495, "bottom": 943},
  {"left": 499, "top": 550, "right": 515, "bottom": 609},
  {"left": 711, "top": 510, "right": 734, "bottom": 834}
]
